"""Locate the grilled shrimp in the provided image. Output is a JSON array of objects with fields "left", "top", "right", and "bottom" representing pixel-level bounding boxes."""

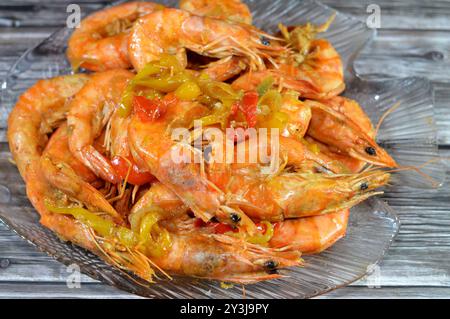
[
  {"left": 27, "top": 173, "right": 98, "bottom": 252},
  {"left": 127, "top": 94, "right": 329, "bottom": 227},
  {"left": 7, "top": 74, "right": 98, "bottom": 251},
  {"left": 132, "top": 157, "right": 389, "bottom": 223},
  {"left": 40, "top": 124, "right": 123, "bottom": 223},
  {"left": 67, "top": 70, "right": 134, "bottom": 184},
  {"left": 269, "top": 209, "right": 350, "bottom": 254},
  {"left": 67, "top": 1, "right": 163, "bottom": 71},
  {"left": 151, "top": 232, "right": 300, "bottom": 283},
  {"left": 108, "top": 110, "right": 156, "bottom": 186},
  {"left": 236, "top": 170, "right": 389, "bottom": 221},
  {"left": 205, "top": 160, "right": 390, "bottom": 221},
  {"left": 276, "top": 95, "right": 373, "bottom": 172},
  {"left": 179, "top": 0, "right": 253, "bottom": 24},
  {"left": 135, "top": 182, "right": 349, "bottom": 254},
  {"left": 301, "top": 96, "right": 376, "bottom": 172},
  {"left": 274, "top": 38, "right": 344, "bottom": 99},
  {"left": 232, "top": 38, "right": 344, "bottom": 99},
  {"left": 306, "top": 99, "right": 397, "bottom": 167},
  {"left": 233, "top": 18, "right": 344, "bottom": 99},
  {"left": 320, "top": 96, "right": 375, "bottom": 138},
  {"left": 8, "top": 74, "right": 89, "bottom": 181},
  {"left": 128, "top": 7, "right": 285, "bottom": 71}
]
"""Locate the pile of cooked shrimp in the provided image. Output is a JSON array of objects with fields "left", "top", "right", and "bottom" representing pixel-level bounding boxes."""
[{"left": 7, "top": 0, "right": 397, "bottom": 284}]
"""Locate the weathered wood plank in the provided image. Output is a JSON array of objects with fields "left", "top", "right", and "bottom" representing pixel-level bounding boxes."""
[
  {"left": 319, "top": 286, "right": 450, "bottom": 299},
  {"left": 0, "top": 282, "right": 137, "bottom": 299},
  {"left": 0, "top": 281, "right": 449, "bottom": 299},
  {"left": 323, "top": 0, "right": 450, "bottom": 30},
  {"left": 1, "top": 0, "right": 450, "bottom": 30},
  {"left": 354, "top": 30, "right": 450, "bottom": 84},
  {"left": 0, "top": 27, "right": 55, "bottom": 56},
  {"left": 0, "top": 2, "right": 101, "bottom": 27}
]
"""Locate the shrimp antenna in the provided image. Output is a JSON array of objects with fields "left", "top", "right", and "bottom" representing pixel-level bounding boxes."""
[
  {"left": 386, "top": 157, "right": 442, "bottom": 188},
  {"left": 375, "top": 102, "right": 401, "bottom": 137},
  {"left": 87, "top": 227, "right": 155, "bottom": 286}
]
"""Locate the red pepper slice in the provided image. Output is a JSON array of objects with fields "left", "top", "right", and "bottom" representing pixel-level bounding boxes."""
[
  {"left": 111, "top": 155, "right": 155, "bottom": 186},
  {"left": 194, "top": 218, "right": 239, "bottom": 234},
  {"left": 213, "top": 223, "right": 238, "bottom": 234},
  {"left": 133, "top": 95, "right": 167, "bottom": 122},
  {"left": 194, "top": 218, "right": 208, "bottom": 228},
  {"left": 240, "top": 91, "right": 259, "bottom": 128}
]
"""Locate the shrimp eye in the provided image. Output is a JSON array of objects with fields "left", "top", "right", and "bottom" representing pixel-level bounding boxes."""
[
  {"left": 230, "top": 213, "right": 241, "bottom": 223},
  {"left": 365, "top": 146, "right": 377, "bottom": 156},
  {"left": 264, "top": 260, "right": 278, "bottom": 270},
  {"left": 360, "top": 182, "right": 369, "bottom": 191},
  {"left": 260, "top": 36, "right": 270, "bottom": 46}
]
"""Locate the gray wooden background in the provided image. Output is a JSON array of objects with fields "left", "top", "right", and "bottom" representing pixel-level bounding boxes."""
[{"left": 0, "top": 0, "right": 449, "bottom": 298}]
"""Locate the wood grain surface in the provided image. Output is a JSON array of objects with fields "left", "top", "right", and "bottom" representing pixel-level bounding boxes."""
[{"left": 0, "top": 0, "right": 449, "bottom": 299}]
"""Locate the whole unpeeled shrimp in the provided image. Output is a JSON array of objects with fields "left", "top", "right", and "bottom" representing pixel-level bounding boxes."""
[
  {"left": 236, "top": 170, "right": 389, "bottom": 221},
  {"left": 232, "top": 20, "right": 345, "bottom": 99},
  {"left": 40, "top": 124, "right": 123, "bottom": 223},
  {"left": 305, "top": 136, "right": 367, "bottom": 173},
  {"left": 232, "top": 38, "right": 344, "bottom": 99},
  {"left": 67, "top": 69, "right": 134, "bottom": 184},
  {"left": 7, "top": 74, "right": 97, "bottom": 250},
  {"left": 151, "top": 232, "right": 301, "bottom": 283},
  {"left": 135, "top": 182, "right": 350, "bottom": 254},
  {"left": 8, "top": 74, "right": 89, "bottom": 182},
  {"left": 128, "top": 7, "right": 285, "bottom": 71},
  {"left": 277, "top": 95, "right": 378, "bottom": 172},
  {"left": 67, "top": 1, "right": 162, "bottom": 71},
  {"left": 179, "top": 0, "right": 253, "bottom": 24},
  {"left": 269, "top": 209, "right": 350, "bottom": 254},
  {"left": 305, "top": 99, "right": 397, "bottom": 167},
  {"left": 320, "top": 96, "right": 375, "bottom": 139},
  {"left": 131, "top": 155, "right": 389, "bottom": 223}
]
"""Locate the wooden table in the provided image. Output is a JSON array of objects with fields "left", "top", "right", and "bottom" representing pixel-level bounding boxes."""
[{"left": 0, "top": 0, "right": 449, "bottom": 298}]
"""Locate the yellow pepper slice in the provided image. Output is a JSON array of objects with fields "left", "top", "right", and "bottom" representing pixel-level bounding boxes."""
[
  {"left": 118, "top": 54, "right": 185, "bottom": 117},
  {"left": 174, "top": 81, "right": 201, "bottom": 100},
  {"left": 259, "top": 111, "right": 289, "bottom": 129},
  {"left": 246, "top": 221, "right": 274, "bottom": 245},
  {"left": 44, "top": 202, "right": 138, "bottom": 248},
  {"left": 196, "top": 99, "right": 235, "bottom": 129}
]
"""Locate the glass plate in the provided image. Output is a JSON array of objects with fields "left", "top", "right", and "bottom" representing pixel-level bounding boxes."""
[{"left": 0, "top": 0, "right": 441, "bottom": 298}]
